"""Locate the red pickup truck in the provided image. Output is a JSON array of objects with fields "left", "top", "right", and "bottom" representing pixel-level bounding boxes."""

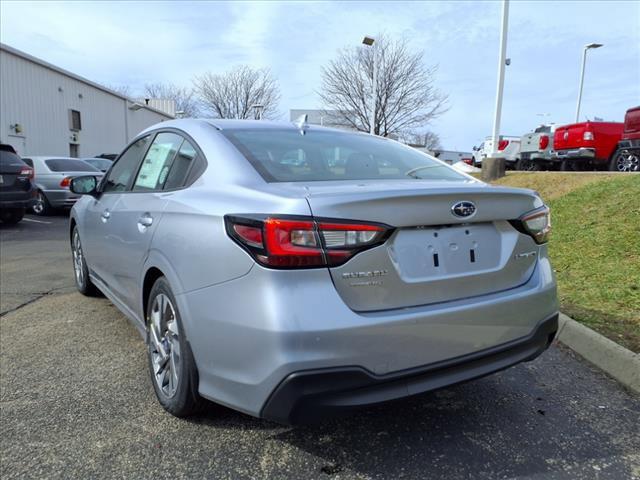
[
  {"left": 610, "top": 106, "right": 640, "bottom": 172},
  {"left": 553, "top": 121, "right": 624, "bottom": 171}
]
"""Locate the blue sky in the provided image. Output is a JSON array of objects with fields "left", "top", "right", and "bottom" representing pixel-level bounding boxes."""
[{"left": 1, "top": 0, "right": 638, "bottom": 150}]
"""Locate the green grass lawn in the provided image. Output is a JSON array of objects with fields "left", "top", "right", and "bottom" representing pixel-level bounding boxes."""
[{"left": 492, "top": 173, "right": 640, "bottom": 352}]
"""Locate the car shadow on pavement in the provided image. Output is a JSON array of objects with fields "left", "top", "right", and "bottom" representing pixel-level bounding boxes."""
[
  {"left": 264, "top": 350, "right": 639, "bottom": 479},
  {"left": 182, "top": 401, "right": 283, "bottom": 432}
]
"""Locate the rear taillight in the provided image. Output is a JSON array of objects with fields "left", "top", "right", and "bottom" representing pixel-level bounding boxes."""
[
  {"left": 515, "top": 206, "right": 551, "bottom": 244},
  {"left": 60, "top": 177, "right": 72, "bottom": 188},
  {"left": 462, "top": 158, "right": 473, "bottom": 165},
  {"left": 583, "top": 131, "right": 594, "bottom": 141},
  {"left": 19, "top": 167, "right": 34, "bottom": 180},
  {"left": 538, "top": 135, "right": 549, "bottom": 150},
  {"left": 498, "top": 140, "right": 509, "bottom": 151},
  {"left": 225, "top": 215, "right": 392, "bottom": 268}
]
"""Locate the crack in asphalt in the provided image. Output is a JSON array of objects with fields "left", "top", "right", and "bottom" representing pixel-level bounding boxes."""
[{"left": 0, "top": 287, "right": 71, "bottom": 317}]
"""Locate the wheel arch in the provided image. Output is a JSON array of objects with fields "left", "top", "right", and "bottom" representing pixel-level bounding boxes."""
[
  {"left": 142, "top": 267, "right": 165, "bottom": 321},
  {"left": 69, "top": 217, "right": 77, "bottom": 241}
]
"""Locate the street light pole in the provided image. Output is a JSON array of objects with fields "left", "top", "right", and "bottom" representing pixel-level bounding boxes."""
[
  {"left": 490, "top": 0, "right": 509, "bottom": 156},
  {"left": 575, "top": 43, "right": 603, "bottom": 123},
  {"left": 362, "top": 36, "right": 376, "bottom": 135}
]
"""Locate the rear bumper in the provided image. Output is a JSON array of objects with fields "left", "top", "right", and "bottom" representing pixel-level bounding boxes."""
[
  {"left": 0, "top": 187, "right": 37, "bottom": 209},
  {"left": 43, "top": 190, "right": 81, "bottom": 208},
  {"left": 618, "top": 139, "right": 640, "bottom": 149},
  {"left": 521, "top": 151, "right": 554, "bottom": 161},
  {"left": 262, "top": 313, "right": 558, "bottom": 424},
  {"left": 179, "top": 250, "right": 558, "bottom": 419},
  {"left": 553, "top": 148, "right": 596, "bottom": 159}
]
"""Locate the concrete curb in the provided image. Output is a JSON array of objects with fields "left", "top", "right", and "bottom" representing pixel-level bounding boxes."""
[{"left": 557, "top": 313, "right": 640, "bottom": 394}]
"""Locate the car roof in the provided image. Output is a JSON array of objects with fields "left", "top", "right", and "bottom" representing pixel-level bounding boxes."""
[
  {"left": 0, "top": 144, "right": 17, "bottom": 154},
  {"left": 139, "top": 118, "right": 367, "bottom": 137}
]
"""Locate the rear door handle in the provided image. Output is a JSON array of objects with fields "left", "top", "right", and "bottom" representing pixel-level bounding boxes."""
[{"left": 138, "top": 213, "right": 153, "bottom": 228}]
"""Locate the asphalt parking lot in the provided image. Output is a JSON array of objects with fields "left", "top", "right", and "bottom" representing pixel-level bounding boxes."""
[{"left": 1, "top": 214, "right": 639, "bottom": 480}]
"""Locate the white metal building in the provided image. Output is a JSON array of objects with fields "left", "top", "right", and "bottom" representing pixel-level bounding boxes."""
[{"left": 0, "top": 43, "right": 173, "bottom": 157}]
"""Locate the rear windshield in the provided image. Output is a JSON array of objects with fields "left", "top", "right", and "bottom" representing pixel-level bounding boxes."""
[
  {"left": 85, "top": 159, "right": 112, "bottom": 170},
  {"left": 0, "top": 150, "right": 25, "bottom": 168},
  {"left": 45, "top": 159, "right": 99, "bottom": 172},
  {"left": 222, "top": 129, "right": 466, "bottom": 182}
]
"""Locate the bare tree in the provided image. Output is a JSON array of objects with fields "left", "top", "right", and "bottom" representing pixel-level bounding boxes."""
[
  {"left": 397, "top": 130, "right": 441, "bottom": 151},
  {"left": 193, "top": 66, "right": 281, "bottom": 120},
  {"left": 320, "top": 36, "right": 448, "bottom": 137},
  {"left": 143, "top": 83, "right": 199, "bottom": 118},
  {"left": 400, "top": 130, "right": 442, "bottom": 151},
  {"left": 422, "top": 131, "right": 442, "bottom": 151},
  {"left": 104, "top": 84, "right": 134, "bottom": 98}
]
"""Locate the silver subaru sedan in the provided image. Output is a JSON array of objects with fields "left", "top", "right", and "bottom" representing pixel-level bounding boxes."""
[{"left": 69, "top": 119, "right": 557, "bottom": 424}]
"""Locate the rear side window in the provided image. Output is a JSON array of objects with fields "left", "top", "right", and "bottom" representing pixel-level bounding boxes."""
[
  {"left": 103, "top": 136, "right": 151, "bottom": 193},
  {"left": 163, "top": 141, "right": 198, "bottom": 190},
  {"left": 133, "top": 132, "right": 183, "bottom": 191},
  {"left": 222, "top": 129, "right": 465, "bottom": 182},
  {"left": 44, "top": 159, "right": 98, "bottom": 172}
]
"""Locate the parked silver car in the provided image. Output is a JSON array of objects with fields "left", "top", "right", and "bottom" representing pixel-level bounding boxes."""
[
  {"left": 21, "top": 156, "right": 101, "bottom": 215},
  {"left": 69, "top": 119, "right": 558, "bottom": 424}
]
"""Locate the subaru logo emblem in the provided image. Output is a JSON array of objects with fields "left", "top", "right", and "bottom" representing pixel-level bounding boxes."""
[{"left": 451, "top": 201, "right": 476, "bottom": 218}]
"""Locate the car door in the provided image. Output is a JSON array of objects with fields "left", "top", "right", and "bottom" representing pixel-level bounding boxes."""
[
  {"left": 99, "top": 132, "right": 187, "bottom": 316},
  {"left": 82, "top": 135, "right": 152, "bottom": 291}
]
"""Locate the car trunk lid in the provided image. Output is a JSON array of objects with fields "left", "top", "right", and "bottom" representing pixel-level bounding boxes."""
[{"left": 296, "top": 180, "right": 542, "bottom": 311}]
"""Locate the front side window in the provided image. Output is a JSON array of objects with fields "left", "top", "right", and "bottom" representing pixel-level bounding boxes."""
[
  {"left": 103, "top": 136, "right": 151, "bottom": 193},
  {"left": 222, "top": 129, "right": 466, "bottom": 182},
  {"left": 133, "top": 132, "right": 183, "bottom": 191}
]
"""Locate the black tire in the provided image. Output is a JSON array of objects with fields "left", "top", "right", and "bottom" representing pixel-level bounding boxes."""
[
  {"left": 609, "top": 149, "right": 640, "bottom": 172},
  {"left": 146, "top": 277, "right": 203, "bottom": 417},
  {"left": 71, "top": 226, "right": 101, "bottom": 296},
  {"left": 559, "top": 159, "right": 587, "bottom": 171},
  {"left": 32, "top": 191, "right": 53, "bottom": 216},
  {"left": 0, "top": 208, "right": 25, "bottom": 224},
  {"left": 517, "top": 157, "right": 541, "bottom": 171}
]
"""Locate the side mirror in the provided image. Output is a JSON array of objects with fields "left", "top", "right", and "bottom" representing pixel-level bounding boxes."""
[
  {"left": 472, "top": 146, "right": 478, "bottom": 151},
  {"left": 70, "top": 175, "right": 98, "bottom": 195}
]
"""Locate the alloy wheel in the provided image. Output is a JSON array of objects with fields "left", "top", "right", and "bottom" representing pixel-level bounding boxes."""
[
  {"left": 615, "top": 150, "right": 639, "bottom": 172},
  {"left": 33, "top": 193, "right": 45, "bottom": 215},
  {"left": 148, "top": 293, "right": 181, "bottom": 398},
  {"left": 71, "top": 229, "right": 85, "bottom": 287}
]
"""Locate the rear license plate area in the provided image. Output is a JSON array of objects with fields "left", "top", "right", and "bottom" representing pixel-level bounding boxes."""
[{"left": 391, "top": 223, "right": 502, "bottom": 279}]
